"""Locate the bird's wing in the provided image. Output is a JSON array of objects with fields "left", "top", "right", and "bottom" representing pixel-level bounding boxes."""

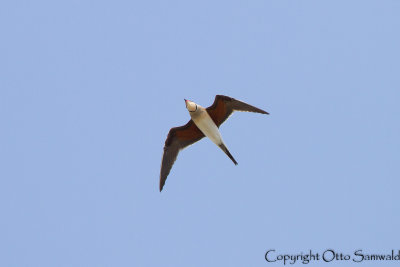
[
  {"left": 206, "top": 95, "right": 269, "bottom": 127},
  {"left": 159, "top": 120, "right": 204, "bottom": 191}
]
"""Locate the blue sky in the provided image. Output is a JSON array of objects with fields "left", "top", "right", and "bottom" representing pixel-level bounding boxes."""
[{"left": 1, "top": 1, "right": 399, "bottom": 266}]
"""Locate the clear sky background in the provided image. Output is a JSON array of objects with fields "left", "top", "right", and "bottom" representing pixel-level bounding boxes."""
[{"left": 1, "top": 1, "right": 399, "bottom": 266}]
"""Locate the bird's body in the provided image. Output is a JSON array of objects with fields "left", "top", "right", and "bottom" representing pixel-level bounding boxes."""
[
  {"left": 188, "top": 103, "right": 237, "bottom": 166},
  {"left": 159, "top": 95, "right": 269, "bottom": 191},
  {"left": 189, "top": 104, "right": 222, "bottom": 146}
]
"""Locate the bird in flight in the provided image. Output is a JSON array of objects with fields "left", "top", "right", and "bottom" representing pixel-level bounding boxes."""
[{"left": 159, "top": 95, "right": 269, "bottom": 191}]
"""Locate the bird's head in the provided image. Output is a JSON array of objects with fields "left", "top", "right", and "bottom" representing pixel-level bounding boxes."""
[{"left": 184, "top": 99, "right": 198, "bottom": 112}]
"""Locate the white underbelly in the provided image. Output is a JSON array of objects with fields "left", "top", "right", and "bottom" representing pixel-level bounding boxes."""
[{"left": 193, "top": 115, "right": 223, "bottom": 145}]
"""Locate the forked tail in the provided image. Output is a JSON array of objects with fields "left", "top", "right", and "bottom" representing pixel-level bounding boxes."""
[{"left": 218, "top": 143, "right": 238, "bottom": 165}]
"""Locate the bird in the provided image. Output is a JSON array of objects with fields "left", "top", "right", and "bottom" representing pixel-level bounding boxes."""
[{"left": 159, "top": 95, "right": 269, "bottom": 191}]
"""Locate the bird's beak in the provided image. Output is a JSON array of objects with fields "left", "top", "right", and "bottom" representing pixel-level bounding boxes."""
[{"left": 184, "top": 99, "right": 187, "bottom": 102}]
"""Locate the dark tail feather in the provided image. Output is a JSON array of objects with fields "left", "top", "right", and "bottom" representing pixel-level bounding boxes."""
[{"left": 219, "top": 143, "right": 238, "bottom": 165}]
